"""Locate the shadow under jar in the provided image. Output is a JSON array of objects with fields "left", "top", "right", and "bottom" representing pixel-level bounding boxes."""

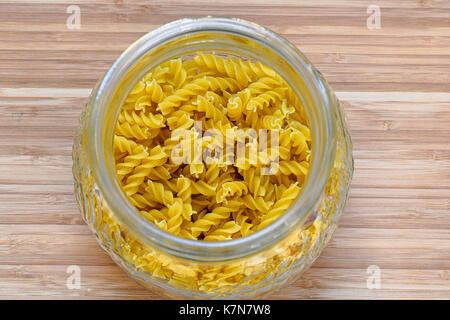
[{"left": 72, "top": 17, "right": 354, "bottom": 299}]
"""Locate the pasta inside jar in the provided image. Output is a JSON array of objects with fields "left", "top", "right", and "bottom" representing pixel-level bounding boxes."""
[
  {"left": 73, "top": 17, "right": 353, "bottom": 299},
  {"left": 114, "top": 52, "right": 311, "bottom": 241}
]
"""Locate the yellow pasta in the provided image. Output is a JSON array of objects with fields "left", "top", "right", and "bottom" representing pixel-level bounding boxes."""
[{"left": 113, "top": 52, "right": 312, "bottom": 241}]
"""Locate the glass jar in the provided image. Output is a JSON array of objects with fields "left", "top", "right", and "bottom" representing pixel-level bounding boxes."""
[{"left": 72, "top": 17, "right": 353, "bottom": 299}]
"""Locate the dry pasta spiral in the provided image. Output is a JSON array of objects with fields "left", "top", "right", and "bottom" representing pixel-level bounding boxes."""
[{"left": 113, "top": 52, "right": 312, "bottom": 241}]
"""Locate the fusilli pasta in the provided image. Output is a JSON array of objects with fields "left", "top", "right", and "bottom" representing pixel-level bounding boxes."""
[{"left": 113, "top": 52, "right": 311, "bottom": 241}]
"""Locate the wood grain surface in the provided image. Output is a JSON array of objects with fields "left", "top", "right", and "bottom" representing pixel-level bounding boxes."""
[{"left": 0, "top": 0, "right": 449, "bottom": 299}]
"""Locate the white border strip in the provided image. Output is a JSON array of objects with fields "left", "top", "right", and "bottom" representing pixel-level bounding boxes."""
[{"left": 1, "top": 88, "right": 449, "bottom": 103}]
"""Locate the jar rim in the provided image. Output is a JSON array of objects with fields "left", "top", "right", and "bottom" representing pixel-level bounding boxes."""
[{"left": 88, "top": 16, "right": 336, "bottom": 262}]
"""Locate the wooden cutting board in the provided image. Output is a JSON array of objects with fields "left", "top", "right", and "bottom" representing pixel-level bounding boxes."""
[{"left": 0, "top": 0, "right": 449, "bottom": 299}]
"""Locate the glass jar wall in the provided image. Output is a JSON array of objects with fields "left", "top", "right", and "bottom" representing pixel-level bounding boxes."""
[{"left": 72, "top": 17, "right": 353, "bottom": 299}]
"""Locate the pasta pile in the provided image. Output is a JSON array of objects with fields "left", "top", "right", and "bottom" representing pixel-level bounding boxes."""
[{"left": 113, "top": 53, "right": 311, "bottom": 241}]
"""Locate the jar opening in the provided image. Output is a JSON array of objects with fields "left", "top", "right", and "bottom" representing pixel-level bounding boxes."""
[{"left": 88, "top": 17, "right": 336, "bottom": 261}]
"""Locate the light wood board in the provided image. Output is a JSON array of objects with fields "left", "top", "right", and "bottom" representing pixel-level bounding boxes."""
[{"left": 0, "top": 0, "right": 449, "bottom": 299}]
